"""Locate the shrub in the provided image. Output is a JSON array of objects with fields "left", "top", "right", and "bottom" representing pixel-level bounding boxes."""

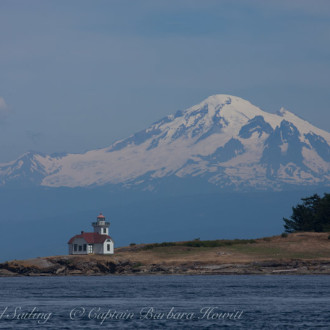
[
  {"left": 281, "top": 233, "right": 288, "bottom": 238},
  {"left": 142, "top": 239, "right": 256, "bottom": 250}
]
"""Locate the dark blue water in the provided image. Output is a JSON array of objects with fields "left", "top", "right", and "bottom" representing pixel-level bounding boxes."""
[{"left": 0, "top": 275, "right": 330, "bottom": 329}]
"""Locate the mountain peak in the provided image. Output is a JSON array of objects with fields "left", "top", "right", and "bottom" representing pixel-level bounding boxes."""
[
  {"left": 189, "top": 94, "right": 252, "bottom": 113},
  {"left": 0, "top": 95, "right": 329, "bottom": 190},
  {"left": 199, "top": 94, "right": 233, "bottom": 105},
  {"left": 199, "top": 94, "right": 251, "bottom": 105}
]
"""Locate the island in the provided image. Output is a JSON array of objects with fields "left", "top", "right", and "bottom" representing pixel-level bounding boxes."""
[{"left": 1, "top": 232, "right": 330, "bottom": 276}]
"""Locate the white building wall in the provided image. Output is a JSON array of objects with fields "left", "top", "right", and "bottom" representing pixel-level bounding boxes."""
[
  {"left": 69, "top": 238, "right": 88, "bottom": 255},
  {"left": 69, "top": 239, "right": 114, "bottom": 255},
  {"left": 102, "top": 239, "right": 114, "bottom": 254},
  {"left": 93, "top": 243, "right": 104, "bottom": 254}
]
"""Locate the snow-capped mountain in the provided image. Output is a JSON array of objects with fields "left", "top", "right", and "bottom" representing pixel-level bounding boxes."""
[{"left": 1, "top": 94, "right": 329, "bottom": 190}]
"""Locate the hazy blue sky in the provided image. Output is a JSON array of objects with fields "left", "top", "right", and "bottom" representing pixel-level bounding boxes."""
[{"left": 0, "top": 0, "right": 329, "bottom": 162}]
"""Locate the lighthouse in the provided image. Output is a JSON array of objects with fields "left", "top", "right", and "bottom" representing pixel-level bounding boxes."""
[
  {"left": 68, "top": 213, "right": 114, "bottom": 255},
  {"left": 92, "top": 213, "right": 110, "bottom": 235}
]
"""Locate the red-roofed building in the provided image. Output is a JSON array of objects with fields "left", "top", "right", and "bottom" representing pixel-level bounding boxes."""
[{"left": 68, "top": 213, "right": 114, "bottom": 255}]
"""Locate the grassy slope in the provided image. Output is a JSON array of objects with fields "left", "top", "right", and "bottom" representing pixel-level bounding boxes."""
[{"left": 112, "top": 232, "right": 330, "bottom": 265}]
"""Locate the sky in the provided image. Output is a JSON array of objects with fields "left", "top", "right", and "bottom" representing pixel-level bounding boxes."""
[{"left": 0, "top": 0, "right": 330, "bottom": 162}]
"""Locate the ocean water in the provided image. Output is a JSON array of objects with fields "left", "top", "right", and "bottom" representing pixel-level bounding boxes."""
[{"left": 0, "top": 275, "right": 330, "bottom": 329}]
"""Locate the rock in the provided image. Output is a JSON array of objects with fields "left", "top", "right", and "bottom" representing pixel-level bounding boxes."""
[
  {"left": 68, "top": 270, "right": 83, "bottom": 275},
  {"left": 0, "top": 269, "right": 17, "bottom": 276},
  {"left": 55, "top": 267, "right": 66, "bottom": 274}
]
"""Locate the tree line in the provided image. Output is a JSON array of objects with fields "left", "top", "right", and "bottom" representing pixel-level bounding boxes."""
[{"left": 283, "top": 193, "right": 330, "bottom": 233}]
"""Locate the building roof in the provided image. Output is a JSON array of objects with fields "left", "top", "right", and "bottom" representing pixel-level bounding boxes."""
[
  {"left": 68, "top": 232, "right": 112, "bottom": 244},
  {"left": 97, "top": 213, "right": 105, "bottom": 219}
]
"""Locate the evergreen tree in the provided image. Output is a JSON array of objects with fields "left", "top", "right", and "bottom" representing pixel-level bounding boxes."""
[
  {"left": 315, "top": 193, "right": 330, "bottom": 231},
  {"left": 283, "top": 194, "right": 324, "bottom": 233}
]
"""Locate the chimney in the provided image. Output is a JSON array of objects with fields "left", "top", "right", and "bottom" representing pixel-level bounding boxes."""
[{"left": 81, "top": 231, "right": 84, "bottom": 234}]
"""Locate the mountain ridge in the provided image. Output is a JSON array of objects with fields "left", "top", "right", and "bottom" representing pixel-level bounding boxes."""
[{"left": 1, "top": 94, "right": 329, "bottom": 190}]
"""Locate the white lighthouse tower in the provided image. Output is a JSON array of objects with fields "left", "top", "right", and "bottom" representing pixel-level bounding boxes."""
[{"left": 92, "top": 213, "right": 110, "bottom": 235}]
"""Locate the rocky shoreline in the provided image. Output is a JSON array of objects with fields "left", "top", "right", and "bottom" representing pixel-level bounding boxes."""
[
  {"left": 1, "top": 257, "right": 330, "bottom": 276},
  {"left": 2, "top": 233, "right": 330, "bottom": 276}
]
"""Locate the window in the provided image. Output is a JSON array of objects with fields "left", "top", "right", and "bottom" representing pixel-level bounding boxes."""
[
  {"left": 103, "top": 228, "right": 106, "bottom": 234},
  {"left": 74, "top": 244, "right": 77, "bottom": 252},
  {"left": 79, "top": 245, "right": 82, "bottom": 251},
  {"left": 88, "top": 245, "right": 93, "bottom": 253},
  {"left": 107, "top": 244, "right": 110, "bottom": 251},
  {"left": 83, "top": 244, "right": 87, "bottom": 251}
]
